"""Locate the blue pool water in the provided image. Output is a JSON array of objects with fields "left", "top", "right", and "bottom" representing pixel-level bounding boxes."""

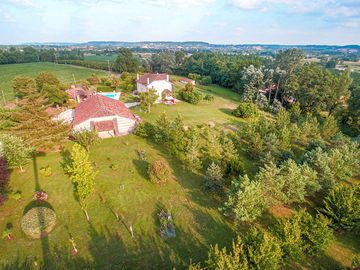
[{"left": 100, "top": 92, "right": 120, "bottom": 100}]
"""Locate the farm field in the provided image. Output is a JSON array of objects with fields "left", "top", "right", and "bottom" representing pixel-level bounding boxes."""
[
  {"left": 0, "top": 62, "right": 107, "bottom": 102},
  {"left": 84, "top": 54, "right": 117, "bottom": 62}
]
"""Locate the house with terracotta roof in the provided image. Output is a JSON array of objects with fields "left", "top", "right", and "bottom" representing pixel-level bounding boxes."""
[
  {"left": 136, "top": 73, "right": 173, "bottom": 101},
  {"left": 179, "top": 77, "right": 195, "bottom": 85},
  {"left": 66, "top": 85, "right": 93, "bottom": 103},
  {"left": 73, "top": 94, "right": 137, "bottom": 138}
]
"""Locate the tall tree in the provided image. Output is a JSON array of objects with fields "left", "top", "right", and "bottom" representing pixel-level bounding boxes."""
[
  {"left": 114, "top": 48, "right": 140, "bottom": 73},
  {"left": 223, "top": 175, "right": 266, "bottom": 222},
  {"left": 12, "top": 76, "right": 36, "bottom": 98},
  {"left": 65, "top": 143, "right": 97, "bottom": 221},
  {"left": 11, "top": 94, "right": 70, "bottom": 150}
]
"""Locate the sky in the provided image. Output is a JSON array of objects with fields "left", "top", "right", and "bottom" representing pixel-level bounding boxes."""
[{"left": 0, "top": 0, "right": 359, "bottom": 45}]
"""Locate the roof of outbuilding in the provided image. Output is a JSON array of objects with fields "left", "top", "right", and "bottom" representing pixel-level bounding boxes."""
[
  {"left": 137, "top": 73, "right": 168, "bottom": 85},
  {"left": 73, "top": 94, "right": 135, "bottom": 126}
]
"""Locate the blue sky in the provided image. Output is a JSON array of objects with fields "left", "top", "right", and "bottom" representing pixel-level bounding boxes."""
[{"left": 0, "top": 0, "right": 359, "bottom": 45}]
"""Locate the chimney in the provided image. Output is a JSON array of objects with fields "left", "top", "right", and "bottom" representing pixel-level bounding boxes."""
[
  {"left": 136, "top": 74, "right": 139, "bottom": 80},
  {"left": 166, "top": 74, "right": 169, "bottom": 81},
  {"left": 147, "top": 77, "right": 150, "bottom": 85}
]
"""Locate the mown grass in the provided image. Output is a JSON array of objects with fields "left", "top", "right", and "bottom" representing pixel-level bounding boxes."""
[
  {"left": 0, "top": 62, "right": 106, "bottom": 103},
  {"left": 0, "top": 73, "right": 358, "bottom": 269}
]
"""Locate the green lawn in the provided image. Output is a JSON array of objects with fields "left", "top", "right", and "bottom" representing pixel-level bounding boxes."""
[
  {"left": 0, "top": 75, "right": 358, "bottom": 269},
  {"left": 0, "top": 62, "right": 107, "bottom": 103},
  {"left": 0, "top": 136, "right": 236, "bottom": 269}
]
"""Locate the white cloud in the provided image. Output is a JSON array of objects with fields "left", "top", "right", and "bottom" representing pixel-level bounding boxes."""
[
  {"left": 230, "top": 0, "right": 360, "bottom": 17},
  {"left": 9, "top": 0, "right": 41, "bottom": 8},
  {"left": 144, "top": 0, "right": 214, "bottom": 8},
  {"left": 0, "top": 9, "right": 16, "bottom": 22}
]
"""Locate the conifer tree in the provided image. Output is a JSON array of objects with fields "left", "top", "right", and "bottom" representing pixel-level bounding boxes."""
[
  {"left": 65, "top": 143, "right": 97, "bottom": 221},
  {"left": 11, "top": 94, "right": 70, "bottom": 150},
  {"left": 206, "top": 236, "right": 249, "bottom": 270},
  {"left": 320, "top": 185, "right": 360, "bottom": 231},
  {"left": 223, "top": 175, "right": 266, "bottom": 222},
  {"left": 12, "top": 76, "right": 36, "bottom": 98},
  {"left": 244, "top": 227, "right": 283, "bottom": 270}
]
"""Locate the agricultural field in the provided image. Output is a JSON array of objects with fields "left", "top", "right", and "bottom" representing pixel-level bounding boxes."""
[
  {"left": 0, "top": 62, "right": 107, "bottom": 103},
  {"left": 84, "top": 54, "right": 117, "bottom": 63}
]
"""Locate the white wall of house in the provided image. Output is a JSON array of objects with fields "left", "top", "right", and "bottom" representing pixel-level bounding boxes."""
[
  {"left": 73, "top": 115, "right": 136, "bottom": 135},
  {"left": 137, "top": 80, "right": 173, "bottom": 101}
]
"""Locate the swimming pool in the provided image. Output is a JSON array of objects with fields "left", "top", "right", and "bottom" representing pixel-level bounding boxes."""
[{"left": 99, "top": 92, "right": 121, "bottom": 100}]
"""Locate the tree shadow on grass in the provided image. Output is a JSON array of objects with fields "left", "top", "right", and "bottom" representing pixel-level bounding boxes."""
[{"left": 132, "top": 159, "right": 150, "bottom": 180}]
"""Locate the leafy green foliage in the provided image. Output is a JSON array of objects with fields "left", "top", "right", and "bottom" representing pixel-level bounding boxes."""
[
  {"left": 39, "top": 165, "right": 52, "bottom": 177},
  {"left": 320, "top": 185, "right": 360, "bottom": 231},
  {"left": 0, "top": 134, "right": 32, "bottom": 171},
  {"left": 73, "top": 129, "right": 99, "bottom": 153},
  {"left": 12, "top": 76, "right": 36, "bottom": 98},
  {"left": 148, "top": 159, "right": 172, "bottom": 184},
  {"left": 295, "top": 210, "right": 333, "bottom": 256},
  {"left": 11, "top": 94, "right": 70, "bottom": 150},
  {"left": 139, "top": 88, "right": 158, "bottom": 112},
  {"left": 206, "top": 236, "right": 248, "bottom": 270},
  {"left": 223, "top": 175, "right": 266, "bottom": 222},
  {"left": 65, "top": 143, "right": 97, "bottom": 210},
  {"left": 244, "top": 227, "right": 283, "bottom": 270},
  {"left": 179, "top": 88, "right": 203, "bottom": 104},
  {"left": 232, "top": 102, "right": 259, "bottom": 118},
  {"left": 203, "top": 162, "right": 223, "bottom": 192},
  {"left": 114, "top": 48, "right": 140, "bottom": 73}
]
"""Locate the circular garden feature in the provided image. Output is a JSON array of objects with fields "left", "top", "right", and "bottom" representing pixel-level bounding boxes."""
[{"left": 21, "top": 207, "right": 56, "bottom": 239}]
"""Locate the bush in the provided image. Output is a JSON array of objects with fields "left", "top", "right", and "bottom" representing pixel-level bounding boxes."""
[
  {"left": 33, "top": 191, "right": 48, "bottom": 201},
  {"left": 21, "top": 207, "right": 56, "bottom": 239},
  {"left": 233, "top": 102, "right": 259, "bottom": 118},
  {"left": 179, "top": 90, "right": 203, "bottom": 104},
  {"left": 133, "top": 122, "right": 156, "bottom": 138},
  {"left": 203, "top": 94, "right": 214, "bottom": 102},
  {"left": 148, "top": 159, "right": 172, "bottom": 184},
  {"left": 224, "top": 158, "right": 245, "bottom": 181},
  {"left": 199, "top": 76, "right": 212, "bottom": 85},
  {"left": 320, "top": 185, "right": 360, "bottom": 231},
  {"left": 39, "top": 165, "right": 52, "bottom": 177}
]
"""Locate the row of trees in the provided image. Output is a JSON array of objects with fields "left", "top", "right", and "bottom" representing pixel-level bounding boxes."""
[
  {"left": 0, "top": 47, "right": 83, "bottom": 65},
  {"left": 190, "top": 209, "right": 333, "bottom": 270}
]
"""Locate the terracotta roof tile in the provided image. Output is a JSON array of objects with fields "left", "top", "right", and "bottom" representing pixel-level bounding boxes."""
[
  {"left": 73, "top": 94, "right": 135, "bottom": 126},
  {"left": 137, "top": 73, "right": 168, "bottom": 85}
]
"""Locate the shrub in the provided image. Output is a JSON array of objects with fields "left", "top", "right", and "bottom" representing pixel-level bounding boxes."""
[
  {"left": 33, "top": 191, "right": 48, "bottom": 201},
  {"left": 232, "top": 102, "right": 259, "bottom": 118},
  {"left": 179, "top": 90, "right": 203, "bottom": 104},
  {"left": 39, "top": 165, "right": 52, "bottom": 177},
  {"left": 224, "top": 158, "right": 245, "bottom": 181},
  {"left": 148, "top": 159, "right": 171, "bottom": 184},
  {"left": 73, "top": 130, "right": 99, "bottom": 152},
  {"left": 320, "top": 185, "right": 360, "bottom": 231},
  {"left": 133, "top": 122, "right": 156, "bottom": 138},
  {"left": 199, "top": 76, "right": 212, "bottom": 85},
  {"left": 203, "top": 94, "right": 214, "bottom": 102},
  {"left": 21, "top": 207, "right": 56, "bottom": 239}
]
